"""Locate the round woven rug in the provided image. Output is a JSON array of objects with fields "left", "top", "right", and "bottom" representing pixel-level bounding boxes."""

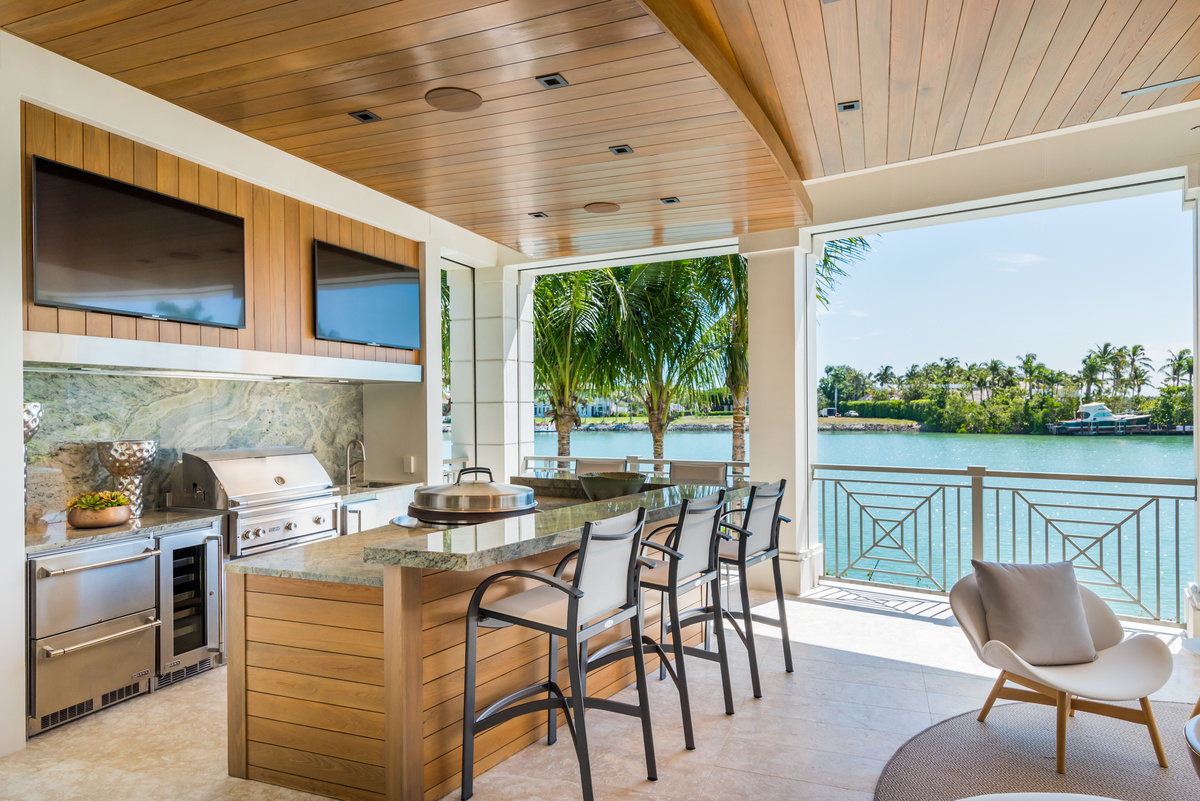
[{"left": 874, "top": 700, "right": 1196, "bottom": 801}]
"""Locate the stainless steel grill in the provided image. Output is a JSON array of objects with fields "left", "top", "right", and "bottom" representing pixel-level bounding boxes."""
[{"left": 169, "top": 446, "right": 341, "bottom": 558}]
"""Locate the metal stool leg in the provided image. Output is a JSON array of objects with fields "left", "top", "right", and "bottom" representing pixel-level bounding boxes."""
[
  {"left": 710, "top": 577, "right": 735, "bottom": 715},
  {"left": 461, "top": 607, "right": 480, "bottom": 800},
  {"left": 631, "top": 605, "right": 658, "bottom": 781},
  {"left": 547, "top": 631, "right": 559, "bottom": 745},
  {"left": 566, "top": 632, "right": 594, "bottom": 801},
  {"left": 738, "top": 562, "right": 763, "bottom": 698},
  {"left": 658, "top": 589, "right": 668, "bottom": 681},
  {"left": 667, "top": 587, "right": 696, "bottom": 750},
  {"left": 772, "top": 554, "right": 794, "bottom": 673}
]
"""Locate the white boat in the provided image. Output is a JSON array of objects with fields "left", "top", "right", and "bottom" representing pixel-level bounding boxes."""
[{"left": 1048, "top": 402, "right": 1151, "bottom": 435}]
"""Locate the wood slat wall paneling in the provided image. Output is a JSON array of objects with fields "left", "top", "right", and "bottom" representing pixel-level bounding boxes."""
[{"left": 19, "top": 103, "right": 420, "bottom": 364}]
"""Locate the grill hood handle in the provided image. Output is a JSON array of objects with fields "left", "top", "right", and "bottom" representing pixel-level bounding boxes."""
[{"left": 456, "top": 467, "right": 494, "bottom": 484}]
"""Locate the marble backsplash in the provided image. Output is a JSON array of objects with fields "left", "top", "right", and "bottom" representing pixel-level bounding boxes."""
[{"left": 23, "top": 372, "right": 363, "bottom": 526}]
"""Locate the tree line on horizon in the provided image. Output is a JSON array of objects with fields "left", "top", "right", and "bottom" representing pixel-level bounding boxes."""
[
  {"left": 531, "top": 240, "right": 871, "bottom": 460},
  {"left": 821, "top": 345, "right": 1195, "bottom": 434}
]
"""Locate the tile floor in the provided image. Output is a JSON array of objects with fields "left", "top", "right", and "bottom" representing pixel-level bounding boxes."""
[{"left": 1, "top": 582, "right": 1198, "bottom": 801}]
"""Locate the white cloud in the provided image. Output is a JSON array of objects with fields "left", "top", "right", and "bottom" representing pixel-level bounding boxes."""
[{"left": 991, "top": 253, "right": 1046, "bottom": 265}]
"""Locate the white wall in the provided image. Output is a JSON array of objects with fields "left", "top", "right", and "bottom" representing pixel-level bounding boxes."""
[{"left": 0, "top": 31, "right": 520, "bottom": 756}]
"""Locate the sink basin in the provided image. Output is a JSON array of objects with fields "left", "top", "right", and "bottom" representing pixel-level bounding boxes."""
[{"left": 343, "top": 480, "right": 401, "bottom": 491}]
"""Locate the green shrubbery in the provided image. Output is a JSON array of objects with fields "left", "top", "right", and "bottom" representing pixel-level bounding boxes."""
[{"left": 843, "top": 389, "right": 1081, "bottom": 434}]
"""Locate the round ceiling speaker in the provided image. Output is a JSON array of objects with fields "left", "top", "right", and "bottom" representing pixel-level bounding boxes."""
[
  {"left": 425, "top": 87, "right": 483, "bottom": 112},
  {"left": 584, "top": 202, "right": 621, "bottom": 214}
]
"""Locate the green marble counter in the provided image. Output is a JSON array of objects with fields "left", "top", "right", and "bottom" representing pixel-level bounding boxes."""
[
  {"left": 26, "top": 510, "right": 224, "bottom": 555},
  {"left": 226, "top": 481, "right": 751, "bottom": 583},
  {"left": 362, "top": 481, "right": 752, "bottom": 572}
]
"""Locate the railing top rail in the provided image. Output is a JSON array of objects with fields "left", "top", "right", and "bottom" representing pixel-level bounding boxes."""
[{"left": 812, "top": 462, "right": 1197, "bottom": 488}]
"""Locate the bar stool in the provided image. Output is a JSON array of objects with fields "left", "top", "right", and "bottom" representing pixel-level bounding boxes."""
[
  {"left": 718, "top": 479, "right": 794, "bottom": 698},
  {"left": 639, "top": 490, "right": 736, "bottom": 749},
  {"left": 461, "top": 508, "right": 656, "bottom": 801}
]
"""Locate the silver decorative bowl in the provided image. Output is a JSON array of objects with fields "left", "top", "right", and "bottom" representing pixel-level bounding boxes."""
[
  {"left": 23, "top": 403, "right": 42, "bottom": 444},
  {"left": 97, "top": 440, "right": 158, "bottom": 517}
]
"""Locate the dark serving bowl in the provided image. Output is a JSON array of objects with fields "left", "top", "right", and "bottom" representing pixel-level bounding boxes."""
[{"left": 577, "top": 471, "right": 647, "bottom": 502}]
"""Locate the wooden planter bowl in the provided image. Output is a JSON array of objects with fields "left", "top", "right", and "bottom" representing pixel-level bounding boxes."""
[{"left": 67, "top": 505, "right": 131, "bottom": 529}]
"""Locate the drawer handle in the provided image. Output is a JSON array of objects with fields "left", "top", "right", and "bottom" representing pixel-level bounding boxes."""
[
  {"left": 41, "top": 618, "right": 161, "bottom": 659},
  {"left": 37, "top": 549, "right": 160, "bottom": 578}
]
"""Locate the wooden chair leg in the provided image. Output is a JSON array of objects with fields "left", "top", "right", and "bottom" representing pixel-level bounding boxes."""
[
  {"left": 978, "top": 672, "right": 1007, "bottom": 722},
  {"left": 1055, "top": 690, "right": 1069, "bottom": 775},
  {"left": 1140, "top": 697, "right": 1169, "bottom": 768},
  {"left": 1191, "top": 695, "right": 1200, "bottom": 720},
  {"left": 1067, "top": 695, "right": 1075, "bottom": 718}
]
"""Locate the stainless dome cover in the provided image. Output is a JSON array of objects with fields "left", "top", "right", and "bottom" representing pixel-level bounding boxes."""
[{"left": 409, "top": 467, "right": 536, "bottom": 522}]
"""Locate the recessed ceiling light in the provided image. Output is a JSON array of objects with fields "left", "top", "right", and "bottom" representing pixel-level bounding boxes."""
[
  {"left": 837, "top": 100, "right": 861, "bottom": 112},
  {"left": 1122, "top": 74, "right": 1200, "bottom": 98},
  {"left": 536, "top": 73, "right": 569, "bottom": 89},
  {"left": 529, "top": 211, "right": 549, "bottom": 218},
  {"left": 608, "top": 144, "right": 634, "bottom": 156},
  {"left": 425, "top": 87, "right": 483, "bottom": 112},
  {"left": 660, "top": 197, "right": 680, "bottom": 204},
  {"left": 348, "top": 110, "right": 381, "bottom": 122},
  {"left": 584, "top": 202, "right": 620, "bottom": 214}
]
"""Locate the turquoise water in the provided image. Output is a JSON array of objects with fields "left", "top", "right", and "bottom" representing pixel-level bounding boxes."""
[{"left": 513, "top": 428, "right": 1197, "bottom": 621}]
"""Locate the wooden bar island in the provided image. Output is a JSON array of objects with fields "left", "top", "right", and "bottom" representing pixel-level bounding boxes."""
[{"left": 225, "top": 481, "right": 752, "bottom": 801}]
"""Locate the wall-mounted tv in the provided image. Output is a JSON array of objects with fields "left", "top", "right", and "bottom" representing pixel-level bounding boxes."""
[
  {"left": 313, "top": 240, "right": 421, "bottom": 350},
  {"left": 32, "top": 156, "right": 247, "bottom": 329}
]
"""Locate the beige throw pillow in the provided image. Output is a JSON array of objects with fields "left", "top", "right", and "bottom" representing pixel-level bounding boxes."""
[{"left": 971, "top": 560, "right": 1097, "bottom": 666}]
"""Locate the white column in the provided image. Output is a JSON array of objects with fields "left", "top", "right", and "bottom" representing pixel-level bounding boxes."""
[
  {"left": 0, "top": 37, "right": 29, "bottom": 756},
  {"left": 517, "top": 272, "right": 536, "bottom": 472},
  {"left": 448, "top": 268, "right": 475, "bottom": 467},
  {"left": 473, "top": 266, "right": 523, "bottom": 481},
  {"left": 1187, "top": 171, "right": 1200, "bottom": 636},
  {"left": 741, "top": 229, "right": 819, "bottom": 596}
]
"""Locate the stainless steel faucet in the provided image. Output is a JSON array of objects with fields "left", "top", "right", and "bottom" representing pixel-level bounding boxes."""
[{"left": 346, "top": 438, "right": 367, "bottom": 486}]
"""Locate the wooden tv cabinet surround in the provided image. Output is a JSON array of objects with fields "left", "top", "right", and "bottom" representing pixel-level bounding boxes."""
[{"left": 225, "top": 481, "right": 751, "bottom": 801}]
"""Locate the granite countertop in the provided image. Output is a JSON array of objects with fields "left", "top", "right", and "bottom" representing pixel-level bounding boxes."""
[
  {"left": 363, "top": 480, "right": 753, "bottom": 572},
  {"left": 227, "top": 480, "right": 752, "bottom": 584},
  {"left": 26, "top": 510, "right": 224, "bottom": 555}
]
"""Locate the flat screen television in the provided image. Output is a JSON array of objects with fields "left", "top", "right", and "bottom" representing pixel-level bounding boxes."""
[
  {"left": 313, "top": 240, "right": 421, "bottom": 350},
  {"left": 32, "top": 156, "right": 247, "bottom": 328}
]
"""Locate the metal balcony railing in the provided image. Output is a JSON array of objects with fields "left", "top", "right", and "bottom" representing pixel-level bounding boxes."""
[{"left": 813, "top": 463, "right": 1197, "bottom": 623}]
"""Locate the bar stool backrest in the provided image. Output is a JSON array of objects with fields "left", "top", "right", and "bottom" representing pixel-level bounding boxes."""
[
  {"left": 573, "top": 508, "right": 647, "bottom": 622},
  {"left": 669, "top": 490, "right": 727, "bottom": 579},
  {"left": 737, "top": 480, "right": 787, "bottom": 557},
  {"left": 575, "top": 457, "right": 626, "bottom": 475},
  {"left": 669, "top": 461, "right": 727, "bottom": 484}
]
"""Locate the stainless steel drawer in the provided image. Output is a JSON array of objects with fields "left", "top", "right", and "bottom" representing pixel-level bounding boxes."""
[
  {"left": 30, "top": 610, "right": 158, "bottom": 735},
  {"left": 29, "top": 537, "right": 157, "bottom": 638}
]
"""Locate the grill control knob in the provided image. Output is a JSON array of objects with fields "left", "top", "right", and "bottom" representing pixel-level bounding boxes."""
[
  {"left": 241, "top": 529, "right": 252, "bottom": 540},
  {"left": 253, "top": 528, "right": 266, "bottom": 539},
  {"left": 313, "top": 515, "right": 327, "bottom": 526},
  {"left": 285, "top": 521, "right": 298, "bottom": 531}
]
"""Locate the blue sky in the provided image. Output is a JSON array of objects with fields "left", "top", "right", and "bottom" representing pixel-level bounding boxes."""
[{"left": 816, "top": 190, "right": 1194, "bottom": 383}]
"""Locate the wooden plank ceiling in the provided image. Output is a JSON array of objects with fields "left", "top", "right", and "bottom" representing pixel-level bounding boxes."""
[
  {"left": 0, "top": 0, "right": 810, "bottom": 260},
  {"left": 671, "top": 0, "right": 1200, "bottom": 179},
  {"left": 3, "top": 1, "right": 1198, "bottom": 259}
]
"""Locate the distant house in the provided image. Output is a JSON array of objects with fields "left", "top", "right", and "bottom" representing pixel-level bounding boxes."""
[{"left": 534, "top": 398, "right": 622, "bottom": 418}]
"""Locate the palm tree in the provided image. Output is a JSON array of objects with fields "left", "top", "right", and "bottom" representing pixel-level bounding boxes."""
[
  {"left": 1089, "top": 343, "right": 1115, "bottom": 395},
  {"left": 615, "top": 260, "right": 725, "bottom": 464},
  {"left": 1109, "top": 345, "right": 1130, "bottom": 396},
  {"left": 986, "top": 359, "right": 1005, "bottom": 400},
  {"left": 1019, "top": 353, "right": 1038, "bottom": 399},
  {"left": 875, "top": 365, "right": 896, "bottom": 396},
  {"left": 814, "top": 237, "right": 872, "bottom": 308},
  {"left": 533, "top": 270, "right": 617, "bottom": 456},
  {"left": 441, "top": 270, "right": 451, "bottom": 397},
  {"left": 1130, "top": 366, "right": 1152, "bottom": 397},
  {"left": 1080, "top": 355, "right": 1102, "bottom": 401},
  {"left": 1161, "top": 349, "right": 1193, "bottom": 387}
]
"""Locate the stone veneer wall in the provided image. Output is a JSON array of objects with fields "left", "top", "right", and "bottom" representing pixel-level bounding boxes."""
[{"left": 23, "top": 372, "right": 362, "bottom": 526}]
